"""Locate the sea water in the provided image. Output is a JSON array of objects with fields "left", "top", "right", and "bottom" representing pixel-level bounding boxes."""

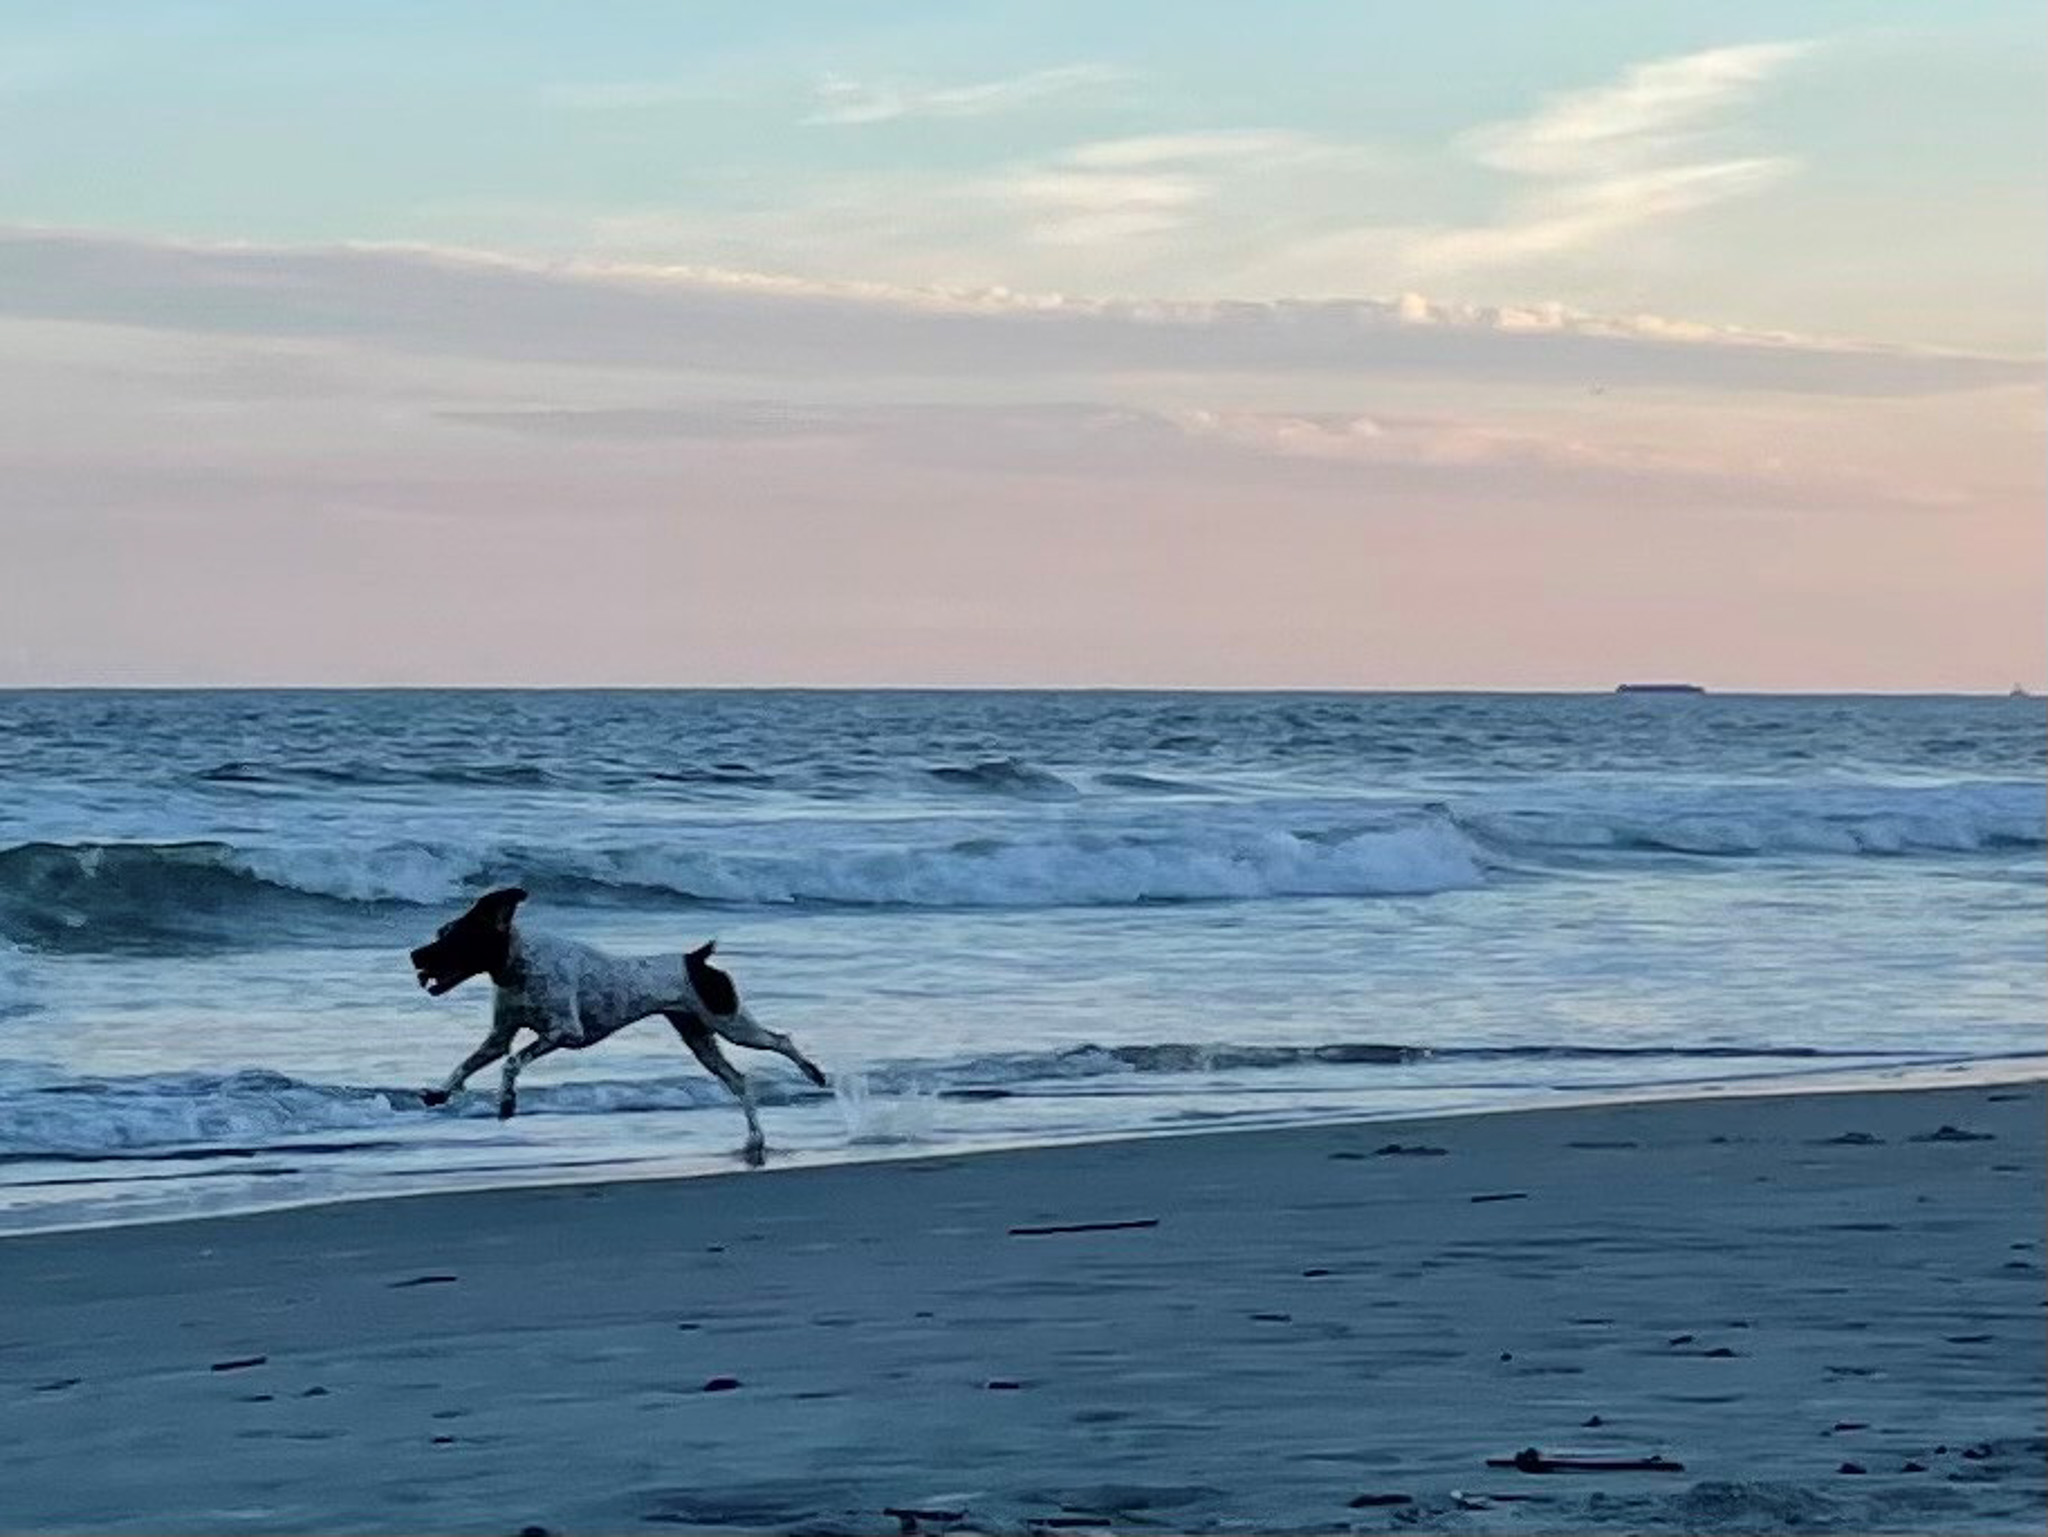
[{"left": 0, "top": 689, "right": 2040, "bottom": 1230}]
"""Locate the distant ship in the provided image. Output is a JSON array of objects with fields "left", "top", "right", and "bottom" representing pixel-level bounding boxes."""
[
  {"left": 1615, "top": 682, "right": 1706, "bottom": 695},
  {"left": 2013, "top": 684, "right": 2034, "bottom": 698}
]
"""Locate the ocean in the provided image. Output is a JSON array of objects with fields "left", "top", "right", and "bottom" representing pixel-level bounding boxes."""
[{"left": 0, "top": 688, "right": 2040, "bottom": 1233}]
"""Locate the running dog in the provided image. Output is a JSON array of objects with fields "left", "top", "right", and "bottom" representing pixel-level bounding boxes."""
[{"left": 408, "top": 887, "right": 826, "bottom": 1162}]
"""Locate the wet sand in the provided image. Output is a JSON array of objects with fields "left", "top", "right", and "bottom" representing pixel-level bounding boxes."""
[{"left": 2, "top": 1080, "right": 2042, "bottom": 1534}]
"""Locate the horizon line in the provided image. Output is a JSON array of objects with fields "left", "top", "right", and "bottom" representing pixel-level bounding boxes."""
[{"left": 0, "top": 682, "right": 2037, "bottom": 698}]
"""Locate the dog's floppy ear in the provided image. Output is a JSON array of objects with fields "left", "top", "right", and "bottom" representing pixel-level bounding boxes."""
[
  {"left": 478, "top": 887, "right": 528, "bottom": 928},
  {"left": 685, "top": 939, "right": 738, "bottom": 1017}
]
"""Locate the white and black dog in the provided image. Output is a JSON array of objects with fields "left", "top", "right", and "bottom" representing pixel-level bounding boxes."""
[{"left": 409, "top": 887, "right": 826, "bottom": 1161}]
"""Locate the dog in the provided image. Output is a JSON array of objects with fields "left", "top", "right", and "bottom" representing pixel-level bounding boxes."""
[{"left": 408, "top": 887, "right": 826, "bottom": 1162}]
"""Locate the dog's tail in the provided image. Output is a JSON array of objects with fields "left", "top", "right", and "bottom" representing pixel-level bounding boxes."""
[{"left": 685, "top": 940, "right": 739, "bottom": 1017}]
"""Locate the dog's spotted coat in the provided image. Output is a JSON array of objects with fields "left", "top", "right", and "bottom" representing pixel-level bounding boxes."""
[{"left": 409, "top": 888, "right": 826, "bottom": 1162}]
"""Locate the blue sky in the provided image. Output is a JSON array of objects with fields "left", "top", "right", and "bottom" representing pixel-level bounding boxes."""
[
  {"left": 0, "top": 3, "right": 2041, "bottom": 685},
  {"left": 5, "top": 1, "right": 2040, "bottom": 345}
]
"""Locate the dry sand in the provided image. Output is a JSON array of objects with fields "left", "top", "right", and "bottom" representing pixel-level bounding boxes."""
[{"left": 1, "top": 1080, "right": 2042, "bottom": 1534}]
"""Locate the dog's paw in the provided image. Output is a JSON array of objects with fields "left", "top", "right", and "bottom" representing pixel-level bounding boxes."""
[
  {"left": 419, "top": 1089, "right": 450, "bottom": 1108},
  {"left": 496, "top": 1097, "right": 517, "bottom": 1121}
]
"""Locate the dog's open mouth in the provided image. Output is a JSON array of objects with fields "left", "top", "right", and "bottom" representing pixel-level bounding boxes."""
[{"left": 416, "top": 968, "right": 453, "bottom": 996}]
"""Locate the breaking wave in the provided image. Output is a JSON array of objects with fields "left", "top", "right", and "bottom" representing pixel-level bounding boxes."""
[
  {"left": 1457, "top": 780, "right": 2043, "bottom": 858},
  {"left": 0, "top": 840, "right": 457, "bottom": 951},
  {"left": 0, "top": 1039, "right": 1958, "bottom": 1162},
  {"left": 0, "top": 820, "right": 1487, "bottom": 949},
  {"left": 1, "top": 781, "right": 2037, "bottom": 952},
  {"left": 0, "top": 1065, "right": 810, "bottom": 1161}
]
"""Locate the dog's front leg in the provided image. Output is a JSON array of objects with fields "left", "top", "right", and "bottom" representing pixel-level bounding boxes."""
[
  {"left": 495, "top": 1037, "right": 559, "bottom": 1120},
  {"left": 421, "top": 1029, "right": 513, "bottom": 1107}
]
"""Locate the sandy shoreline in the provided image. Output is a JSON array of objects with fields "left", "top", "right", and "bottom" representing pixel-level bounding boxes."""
[{"left": 2, "top": 1081, "right": 2041, "bottom": 1535}]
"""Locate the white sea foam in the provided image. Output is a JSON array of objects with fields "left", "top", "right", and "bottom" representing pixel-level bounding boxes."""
[
  {"left": 0, "top": 1067, "right": 753, "bottom": 1160},
  {"left": 0, "top": 1069, "right": 409, "bottom": 1158},
  {"left": 0, "top": 1040, "right": 1956, "bottom": 1161},
  {"left": 0, "top": 782, "right": 2037, "bottom": 951},
  {"left": 177, "top": 781, "right": 2048, "bottom": 910},
  {"left": 830, "top": 1071, "right": 939, "bottom": 1146},
  {"left": 0, "top": 818, "right": 1490, "bottom": 935},
  {"left": 565, "top": 817, "right": 1487, "bottom": 907},
  {"left": 232, "top": 842, "right": 477, "bottom": 905}
]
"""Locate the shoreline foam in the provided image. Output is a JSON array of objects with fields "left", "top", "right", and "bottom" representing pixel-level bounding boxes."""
[{"left": 5, "top": 1053, "right": 2043, "bottom": 1237}]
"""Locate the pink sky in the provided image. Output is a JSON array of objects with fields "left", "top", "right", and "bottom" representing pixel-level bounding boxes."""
[{"left": 0, "top": 235, "right": 2037, "bottom": 690}]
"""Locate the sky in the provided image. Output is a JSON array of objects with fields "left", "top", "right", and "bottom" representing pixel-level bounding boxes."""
[{"left": 0, "top": 1, "right": 2041, "bottom": 689}]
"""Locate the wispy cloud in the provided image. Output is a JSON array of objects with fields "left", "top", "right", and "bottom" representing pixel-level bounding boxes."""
[
  {"left": 1064, "top": 131, "right": 1318, "bottom": 169},
  {"left": 803, "top": 63, "right": 1123, "bottom": 126},
  {"left": 1464, "top": 42, "right": 1809, "bottom": 176},
  {"left": 1415, "top": 158, "right": 1792, "bottom": 270},
  {"left": 437, "top": 398, "right": 1894, "bottom": 503},
  {"left": 1004, "top": 130, "right": 1332, "bottom": 247},
  {"left": 1417, "top": 42, "right": 1812, "bottom": 272},
  {"left": 0, "top": 226, "right": 2029, "bottom": 396}
]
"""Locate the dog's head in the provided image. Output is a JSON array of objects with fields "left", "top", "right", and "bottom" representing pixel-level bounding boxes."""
[{"left": 409, "top": 887, "right": 525, "bottom": 996}]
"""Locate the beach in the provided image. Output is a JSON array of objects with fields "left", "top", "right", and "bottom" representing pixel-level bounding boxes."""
[{"left": 2, "top": 1079, "right": 2040, "bottom": 1535}]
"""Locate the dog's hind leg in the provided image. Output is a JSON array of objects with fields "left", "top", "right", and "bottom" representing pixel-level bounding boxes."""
[
  {"left": 495, "top": 1037, "right": 559, "bottom": 1121},
  {"left": 704, "top": 1009, "right": 829, "bottom": 1089},
  {"left": 421, "top": 1028, "right": 514, "bottom": 1107},
  {"left": 666, "top": 1012, "right": 766, "bottom": 1164}
]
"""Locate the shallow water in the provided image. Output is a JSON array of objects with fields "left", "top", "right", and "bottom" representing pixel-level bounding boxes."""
[{"left": 1, "top": 689, "right": 2041, "bottom": 1230}]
